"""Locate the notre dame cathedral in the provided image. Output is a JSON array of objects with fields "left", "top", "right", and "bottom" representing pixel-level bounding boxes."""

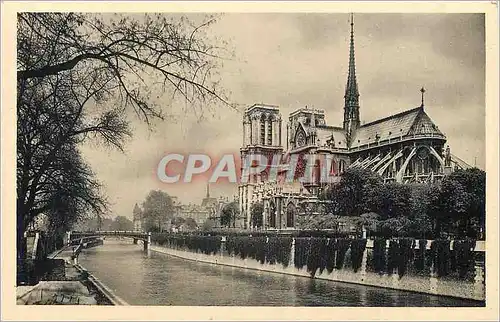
[{"left": 237, "top": 15, "right": 472, "bottom": 230}]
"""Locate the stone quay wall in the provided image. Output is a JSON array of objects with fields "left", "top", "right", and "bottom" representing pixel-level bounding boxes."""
[{"left": 149, "top": 235, "right": 485, "bottom": 302}]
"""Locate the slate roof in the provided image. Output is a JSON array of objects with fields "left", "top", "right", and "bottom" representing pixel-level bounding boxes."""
[
  {"left": 316, "top": 126, "right": 348, "bottom": 149},
  {"left": 349, "top": 106, "right": 445, "bottom": 148},
  {"left": 408, "top": 110, "right": 445, "bottom": 137}
]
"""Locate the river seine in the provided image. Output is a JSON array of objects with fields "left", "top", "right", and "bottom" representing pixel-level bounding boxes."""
[{"left": 78, "top": 240, "right": 483, "bottom": 306}]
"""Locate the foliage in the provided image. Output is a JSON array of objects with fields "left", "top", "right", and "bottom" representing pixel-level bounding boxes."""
[
  {"left": 319, "top": 168, "right": 485, "bottom": 240},
  {"left": 265, "top": 237, "right": 277, "bottom": 265},
  {"left": 201, "top": 219, "right": 216, "bottom": 231},
  {"left": 306, "top": 238, "right": 327, "bottom": 277},
  {"left": 298, "top": 214, "right": 342, "bottom": 231},
  {"left": 383, "top": 238, "right": 415, "bottom": 278},
  {"left": 406, "top": 184, "right": 434, "bottom": 238},
  {"left": 325, "top": 239, "right": 337, "bottom": 273},
  {"left": 404, "top": 213, "right": 434, "bottom": 240},
  {"left": 17, "top": 122, "right": 110, "bottom": 258},
  {"left": 193, "top": 229, "right": 352, "bottom": 239},
  {"left": 431, "top": 240, "right": 451, "bottom": 277},
  {"left": 226, "top": 236, "right": 266, "bottom": 263},
  {"left": 335, "top": 239, "right": 352, "bottom": 269},
  {"left": 266, "top": 237, "right": 292, "bottom": 267},
  {"left": 171, "top": 216, "right": 186, "bottom": 227},
  {"left": 152, "top": 233, "right": 479, "bottom": 281},
  {"left": 355, "top": 212, "right": 380, "bottom": 235},
  {"left": 453, "top": 239, "right": 477, "bottom": 279},
  {"left": 18, "top": 13, "right": 231, "bottom": 122},
  {"left": 220, "top": 201, "right": 239, "bottom": 228},
  {"left": 184, "top": 218, "right": 198, "bottom": 230},
  {"left": 155, "top": 235, "right": 222, "bottom": 255},
  {"left": 141, "top": 190, "right": 174, "bottom": 232},
  {"left": 110, "top": 216, "right": 134, "bottom": 231},
  {"left": 16, "top": 12, "right": 230, "bottom": 262},
  {"left": 397, "top": 238, "right": 415, "bottom": 277},
  {"left": 372, "top": 238, "right": 387, "bottom": 273},
  {"left": 414, "top": 239, "right": 427, "bottom": 275},
  {"left": 430, "top": 169, "right": 486, "bottom": 238},
  {"left": 276, "top": 237, "right": 293, "bottom": 267},
  {"left": 294, "top": 237, "right": 310, "bottom": 270},
  {"left": 133, "top": 204, "right": 142, "bottom": 221},
  {"left": 379, "top": 216, "right": 413, "bottom": 238},
  {"left": 387, "top": 240, "right": 399, "bottom": 274},
  {"left": 250, "top": 202, "right": 264, "bottom": 228},
  {"left": 168, "top": 216, "right": 198, "bottom": 231},
  {"left": 74, "top": 215, "right": 135, "bottom": 231},
  {"left": 350, "top": 239, "right": 367, "bottom": 273},
  {"left": 294, "top": 237, "right": 352, "bottom": 274},
  {"left": 321, "top": 168, "right": 383, "bottom": 217},
  {"left": 370, "top": 183, "right": 412, "bottom": 220}
]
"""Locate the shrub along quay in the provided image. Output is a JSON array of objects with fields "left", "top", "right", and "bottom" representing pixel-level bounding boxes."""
[{"left": 150, "top": 232, "right": 485, "bottom": 302}]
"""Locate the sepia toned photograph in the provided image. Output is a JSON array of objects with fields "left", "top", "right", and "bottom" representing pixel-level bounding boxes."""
[{"left": 2, "top": 1, "right": 499, "bottom": 320}]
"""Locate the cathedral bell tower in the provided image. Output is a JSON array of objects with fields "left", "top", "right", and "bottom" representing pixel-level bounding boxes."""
[
  {"left": 343, "top": 13, "right": 360, "bottom": 145},
  {"left": 239, "top": 104, "right": 283, "bottom": 229}
]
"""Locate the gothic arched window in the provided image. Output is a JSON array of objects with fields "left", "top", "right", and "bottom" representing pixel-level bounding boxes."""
[
  {"left": 295, "top": 129, "right": 306, "bottom": 147},
  {"left": 330, "top": 159, "right": 337, "bottom": 175},
  {"left": 260, "top": 116, "right": 266, "bottom": 145},
  {"left": 269, "top": 202, "right": 276, "bottom": 228},
  {"left": 286, "top": 203, "right": 296, "bottom": 228},
  {"left": 339, "top": 160, "right": 346, "bottom": 173},
  {"left": 267, "top": 117, "right": 273, "bottom": 145}
]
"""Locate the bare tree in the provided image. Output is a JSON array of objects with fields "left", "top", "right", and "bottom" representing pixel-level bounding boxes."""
[
  {"left": 17, "top": 69, "right": 128, "bottom": 240},
  {"left": 16, "top": 13, "right": 232, "bottom": 260},
  {"left": 44, "top": 143, "right": 108, "bottom": 238},
  {"left": 16, "top": 75, "right": 120, "bottom": 259},
  {"left": 17, "top": 13, "right": 233, "bottom": 123}
]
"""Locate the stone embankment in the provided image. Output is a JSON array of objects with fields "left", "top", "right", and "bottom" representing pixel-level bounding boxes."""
[
  {"left": 16, "top": 244, "right": 126, "bottom": 305},
  {"left": 149, "top": 236, "right": 485, "bottom": 302}
]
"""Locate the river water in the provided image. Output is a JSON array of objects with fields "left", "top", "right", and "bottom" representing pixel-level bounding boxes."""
[{"left": 78, "top": 240, "right": 483, "bottom": 306}]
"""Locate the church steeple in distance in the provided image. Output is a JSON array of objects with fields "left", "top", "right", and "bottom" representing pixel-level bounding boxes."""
[{"left": 343, "top": 13, "right": 361, "bottom": 142}]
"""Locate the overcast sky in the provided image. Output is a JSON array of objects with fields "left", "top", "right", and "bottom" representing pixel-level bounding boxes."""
[{"left": 79, "top": 13, "right": 485, "bottom": 220}]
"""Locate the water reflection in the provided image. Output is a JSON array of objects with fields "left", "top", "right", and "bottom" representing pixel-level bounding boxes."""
[{"left": 78, "top": 241, "right": 483, "bottom": 307}]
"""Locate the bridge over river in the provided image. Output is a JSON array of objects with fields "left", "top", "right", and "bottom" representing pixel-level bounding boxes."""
[
  {"left": 74, "top": 237, "right": 483, "bottom": 307},
  {"left": 69, "top": 230, "right": 151, "bottom": 250}
]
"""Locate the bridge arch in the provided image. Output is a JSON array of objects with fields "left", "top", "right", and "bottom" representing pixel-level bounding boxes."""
[{"left": 70, "top": 231, "right": 151, "bottom": 251}]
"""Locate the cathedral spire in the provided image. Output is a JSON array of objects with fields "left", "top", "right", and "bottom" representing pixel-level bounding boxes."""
[
  {"left": 206, "top": 183, "right": 210, "bottom": 198},
  {"left": 346, "top": 13, "right": 359, "bottom": 101},
  {"left": 343, "top": 13, "right": 361, "bottom": 142}
]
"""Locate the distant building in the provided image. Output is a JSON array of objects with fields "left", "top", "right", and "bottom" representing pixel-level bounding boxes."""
[
  {"left": 174, "top": 203, "right": 210, "bottom": 226},
  {"left": 208, "top": 196, "right": 242, "bottom": 228},
  {"left": 172, "top": 184, "right": 221, "bottom": 226},
  {"left": 132, "top": 203, "right": 143, "bottom": 231},
  {"left": 201, "top": 184, "right": 217, "bottom": 208}
]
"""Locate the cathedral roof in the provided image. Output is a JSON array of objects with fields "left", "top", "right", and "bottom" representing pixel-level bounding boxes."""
[
  {"left": 349, "top": 106, "right": 445, "bottom": 148},
  {"left": 316, "top": 126, "right": 348, "bottom": 149}
]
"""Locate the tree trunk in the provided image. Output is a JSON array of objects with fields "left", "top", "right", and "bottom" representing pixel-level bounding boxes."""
[
  {"left": 17, "top": 199, "right": 29, "bottom": 260},
  {"left": 17, "top": 214, "right": 26, "bottom": 259},
  {"left": 17, "top": 201, "right": 29, "bottom": 286}
]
